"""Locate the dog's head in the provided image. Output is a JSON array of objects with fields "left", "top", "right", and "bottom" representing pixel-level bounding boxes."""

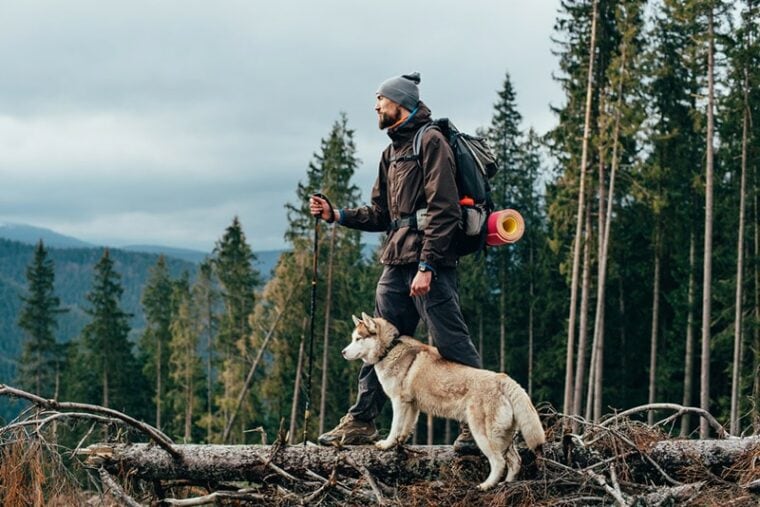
[{"left": 342, "top": 312, "right": 398, "bottom": 365}]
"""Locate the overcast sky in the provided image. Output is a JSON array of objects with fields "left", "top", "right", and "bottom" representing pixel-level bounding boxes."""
[{"left": 0, "top": 0, "right": 563, "bottom": 252}]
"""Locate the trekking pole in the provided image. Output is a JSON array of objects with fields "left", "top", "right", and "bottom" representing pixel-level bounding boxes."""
[{"left": 302, "top": 195, "right": 323, "bottom": 446}]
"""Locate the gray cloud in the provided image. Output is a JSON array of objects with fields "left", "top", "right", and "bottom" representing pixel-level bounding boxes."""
[{"left": 0, "top": 0, "right": 561, "bottom": 252}]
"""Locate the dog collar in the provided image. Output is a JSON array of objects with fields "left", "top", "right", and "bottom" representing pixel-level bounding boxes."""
[{"left": 377, "top": 335, "right": 402, "bottom": 362}]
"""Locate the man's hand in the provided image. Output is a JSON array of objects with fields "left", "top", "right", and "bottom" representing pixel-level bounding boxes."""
[
  {"left": 410, "top": 270, "right": 433, "bottom": 297},
  {"left": 309, "top": 195, "right": 337, "bottom": 222}
]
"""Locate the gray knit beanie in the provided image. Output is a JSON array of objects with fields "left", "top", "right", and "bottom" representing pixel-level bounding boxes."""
[{"left": 376, "top": 72, "right": 421, "bottom": 111}]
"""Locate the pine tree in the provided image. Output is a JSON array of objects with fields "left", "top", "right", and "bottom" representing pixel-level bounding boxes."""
[
  {"left": 168, "top": 272, "right": 204, "bottom": 442},
  {"left": 138, "top": 255, "right": 174, "bottom": 430},
  {"left": 487, "top": 72, "right": 523, "bottom": 374},
  {"left": 192, "top": 259, "right": 220, "bottom": 442},
  {"left": 211, "top": 217, "right": 261, "bottom": 441},
  {"left": 75, "top": 249, "right": 144, "bottom": 414},
  {"left": 17, "top": 241, "right": 67, "bottom": 398},
  {"left": 263, "top": 112, "right": 365, "bottom": 442}
]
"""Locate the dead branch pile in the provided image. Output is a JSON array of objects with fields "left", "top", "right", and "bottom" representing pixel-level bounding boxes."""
[{"left": 2, "top": 384, "right": 759, "bottom": 506}]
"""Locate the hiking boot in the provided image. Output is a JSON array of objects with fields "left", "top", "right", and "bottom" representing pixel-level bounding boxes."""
[
  {"left": 453, "top": 423, "right": 480, "bottom": 454},
  {"left": 317, "top": 414, "right": 379, "bottom": 446}
]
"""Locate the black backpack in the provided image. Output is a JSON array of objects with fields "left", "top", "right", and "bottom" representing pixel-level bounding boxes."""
[{"left": 411, "top": 119, "right": 499, "bottom": 256}]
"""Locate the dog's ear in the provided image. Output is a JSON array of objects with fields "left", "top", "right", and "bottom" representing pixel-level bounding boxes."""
[
  {"left": 352, "top": 314, "right": 361, "bottom": 327},
  {"left": 361, "top": 312, "right": 377, "bottom": 334}
]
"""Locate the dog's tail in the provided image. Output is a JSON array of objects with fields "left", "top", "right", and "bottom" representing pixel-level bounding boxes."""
[{"left": 502, "top": 375, "right": 546, "bottom": 451}]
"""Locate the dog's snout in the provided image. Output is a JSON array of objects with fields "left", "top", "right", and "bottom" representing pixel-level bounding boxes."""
[{"left": 341, "top": 347, "right": 348, "bottom": 358}]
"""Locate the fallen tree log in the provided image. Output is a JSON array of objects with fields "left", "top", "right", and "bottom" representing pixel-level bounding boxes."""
[{"left": 83, "top": 437, "right": 760, "bottom": 485}]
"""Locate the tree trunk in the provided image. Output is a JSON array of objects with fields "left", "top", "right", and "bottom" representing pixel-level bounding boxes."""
[
  {"left": 86, "top": 437, "right": 760, "bottom": 484},
  {"left": 755, "top": 114, "right": 760, "bottom": 435},
  {"left": 574, "top": 204, "right": 593, "bottom": 422},
  {"left": 681, "top": 230, "right": 697, "bottom": 437},
  {"left": 289, "top": 318, "right": 307, "bottom": 444},
  {"left": 318, "top": 226, "right": 337, "bottom": 436},
  {"left": 528, "top": 241, "right": 535, "bottom": 398},
  {"left": 648, "top": 228, "right": 662, "bottom": 426},
  {"left": 157, "top": 339, "right": 162, "bottom": 430},
  {"left": 478, "top": 311, "right": 484, "bottom": 367},
  {"left": 731, "top": 12, "right": 751, "bottom": 436},
  {"left": 499, "top": 260, "right": 507, "bottom": 374},
  {"left": 103, "top": 364, "right": 109, "bottom": 409},
  {"left": 184, "top": 369, "right": 193, "bottom": 442},
  {"left": 206, "top": 316, "right": 213, "bottom": 443},
  {"left": 591, "top": 43, "right": 626, "bottom": 423},
  {"left": 700, "top": 8, "right": 715, "bottom": 440},
  {"left": 564, "top": 0, "right": 599, "bottom": 416}
]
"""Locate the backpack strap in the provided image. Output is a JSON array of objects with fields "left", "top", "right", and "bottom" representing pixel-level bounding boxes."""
[
  {"left": 411, "top": 122, "right": 437, "bottom": 166},
  {"left": 389, "top": 122, "right": 438, "bottom": 165}
]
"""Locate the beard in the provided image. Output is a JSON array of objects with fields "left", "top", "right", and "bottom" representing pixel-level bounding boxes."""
[{"left": 378, "top": 110, "right": 401, "bottom": 130}]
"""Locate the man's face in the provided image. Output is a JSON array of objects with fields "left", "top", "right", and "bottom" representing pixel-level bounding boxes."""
[{"left": 375, "top": 95, "right": 404, "bottom": 130}]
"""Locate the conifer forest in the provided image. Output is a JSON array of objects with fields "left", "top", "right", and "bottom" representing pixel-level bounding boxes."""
[{"left": 2, "top": 0, "right": 760, "bottom": 505}]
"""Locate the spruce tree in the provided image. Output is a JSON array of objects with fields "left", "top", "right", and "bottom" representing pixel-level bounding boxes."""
[
  {"left": 17, "top": 241, "right": 67, "bottom": 398},
  {"left": 260, "top": 113, "right": 365, "bottom": 442},
  {"left": 75, "top": 249, "right": 143, "bottom": 414},
  {"left": 138, "top": 255, "right": 174, "bottom": 429},
  {"left": 192, "top": 259, "right": 220, "bottom": 442},
  {"left": 211, "top": 217, "right": 261, "bottom": 441},
  {"left": 168, "top": 272, "right": 204, "bottom": 442},
  {"left": 486, "top": 72, "right": 523, "bottom": 374}
]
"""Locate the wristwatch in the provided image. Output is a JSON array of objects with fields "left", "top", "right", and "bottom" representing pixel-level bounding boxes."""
[{"left": 418, "top": 262, "right": 435, "bottom": 274}]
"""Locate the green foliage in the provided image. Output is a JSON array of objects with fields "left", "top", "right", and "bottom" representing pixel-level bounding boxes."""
[
  {"left": 16, "top": 241, "right": 67, "bottom": 397},
  {"left": 138, "top": 255, "right": 175, "bottom": 428},
  {"left": 64, "top": 249, "right": 150, "bottom": 418}
]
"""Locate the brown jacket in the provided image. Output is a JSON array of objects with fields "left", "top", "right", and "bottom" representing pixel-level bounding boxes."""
[{"left": 340, "top": 103, "right": 460, "bottom": 269}]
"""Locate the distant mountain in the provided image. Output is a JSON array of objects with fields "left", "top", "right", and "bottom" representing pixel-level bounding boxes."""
[
  {"left": 0, "top": 222, "right": 95, "bottom": 249},
  {"left": 121, "top": 245, "right": 210, "bottom": 264},
  {"left": 0, "top": 223, "right": 284, "bottom": 279},
  {"left": 253, "top": 250, "right": 282, "bottom": 279}
]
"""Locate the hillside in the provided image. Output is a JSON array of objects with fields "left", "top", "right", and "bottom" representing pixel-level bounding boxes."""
[{"left": 0, "top": 238, "right": 199, "bottom": 388}]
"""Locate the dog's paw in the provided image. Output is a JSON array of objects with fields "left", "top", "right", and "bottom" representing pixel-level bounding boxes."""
[{"left": 375, "top": 439, "right": 394, "bottom": 450}]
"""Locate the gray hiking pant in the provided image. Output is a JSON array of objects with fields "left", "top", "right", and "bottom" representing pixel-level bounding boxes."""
[{"left": 348, "top": 264, "right": 482, "bottom": 422}]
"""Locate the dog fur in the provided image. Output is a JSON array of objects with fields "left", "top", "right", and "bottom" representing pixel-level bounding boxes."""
[{"left": 342, "top": 313, "right": 545, "bottom": 490}]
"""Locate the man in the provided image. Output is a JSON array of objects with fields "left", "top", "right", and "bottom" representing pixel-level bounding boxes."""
[{"left": 309, "top": 72, "right": 481, "bottom": 451}]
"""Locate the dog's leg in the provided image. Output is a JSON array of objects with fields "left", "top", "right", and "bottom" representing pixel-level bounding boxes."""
[
  {"left": 503, "top": 437, "right": 521, "bottom": 482},
  {"left": 376, "top": 399, "right": 412, "bottom": 450},
  {"left": 397, "top": 403, "right": 419, "bottom": 443},
  {"left": 467, "top": 413, "right": 506, "bottom": 491}
]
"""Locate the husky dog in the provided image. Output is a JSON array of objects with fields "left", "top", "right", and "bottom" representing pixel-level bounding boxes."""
[{"left": 342, "top": 313, "right": 545, "bottom": 490}]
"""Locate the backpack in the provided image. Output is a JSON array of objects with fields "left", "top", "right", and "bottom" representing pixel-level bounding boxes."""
[{"left": 411, "top": 118, "right": 499, "bottom": 256}]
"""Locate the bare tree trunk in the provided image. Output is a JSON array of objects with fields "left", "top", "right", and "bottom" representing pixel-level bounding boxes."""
[
  {"left": 648, "top": 227, "right": 662, "bottom": 426},
  {"left": 88, "top": 437, "right": 760, "bottom": 484},
  {"left": 528, "top": 242, "right": 535, "bottom": 398},
  {"left": 573, "top": 204, "right": 593, "bottom": 422},
  {"left": 318, "top": 226, "right": 337, "bottom": 436},
  {"left": 564, "top": 0, "right": 599, "bottom": 415},
  {"left": 207, "top": 317, "right": 213, "bottom": 443},
  {"left": 591, "top": 41, "right": 626, "bottom": 423},
  {"left": 185, "top": 368, "right": 193, "bottom": 442},
  {"left": 700, "top": 8, "right": 716, "bottom": 440},
  {"left": 478, "top": 312, "right": 484, "bottom": 366},
  {"left": 618, "top": 277, "right": 627, "bottom": 400},
  {"left": 103, "top": 364, "right": 109, "bottom": 409},
  {"left": 499, "top": 260, "right": 507, "bottom": 373},
  {"left": 289, "top": 318, "right": 308, "bottom": 444},
  {"left": 156, "top": 339, "right": 162, "bottom": 430},
  {"left": 755, "top": 117, "right": 760, "bottom": 435},
  {"left": 730, "top": 41, "right": 750, "bottom": 435},
  {"left": 681, "top": 230, "right": 697, "bottom": 437}
]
